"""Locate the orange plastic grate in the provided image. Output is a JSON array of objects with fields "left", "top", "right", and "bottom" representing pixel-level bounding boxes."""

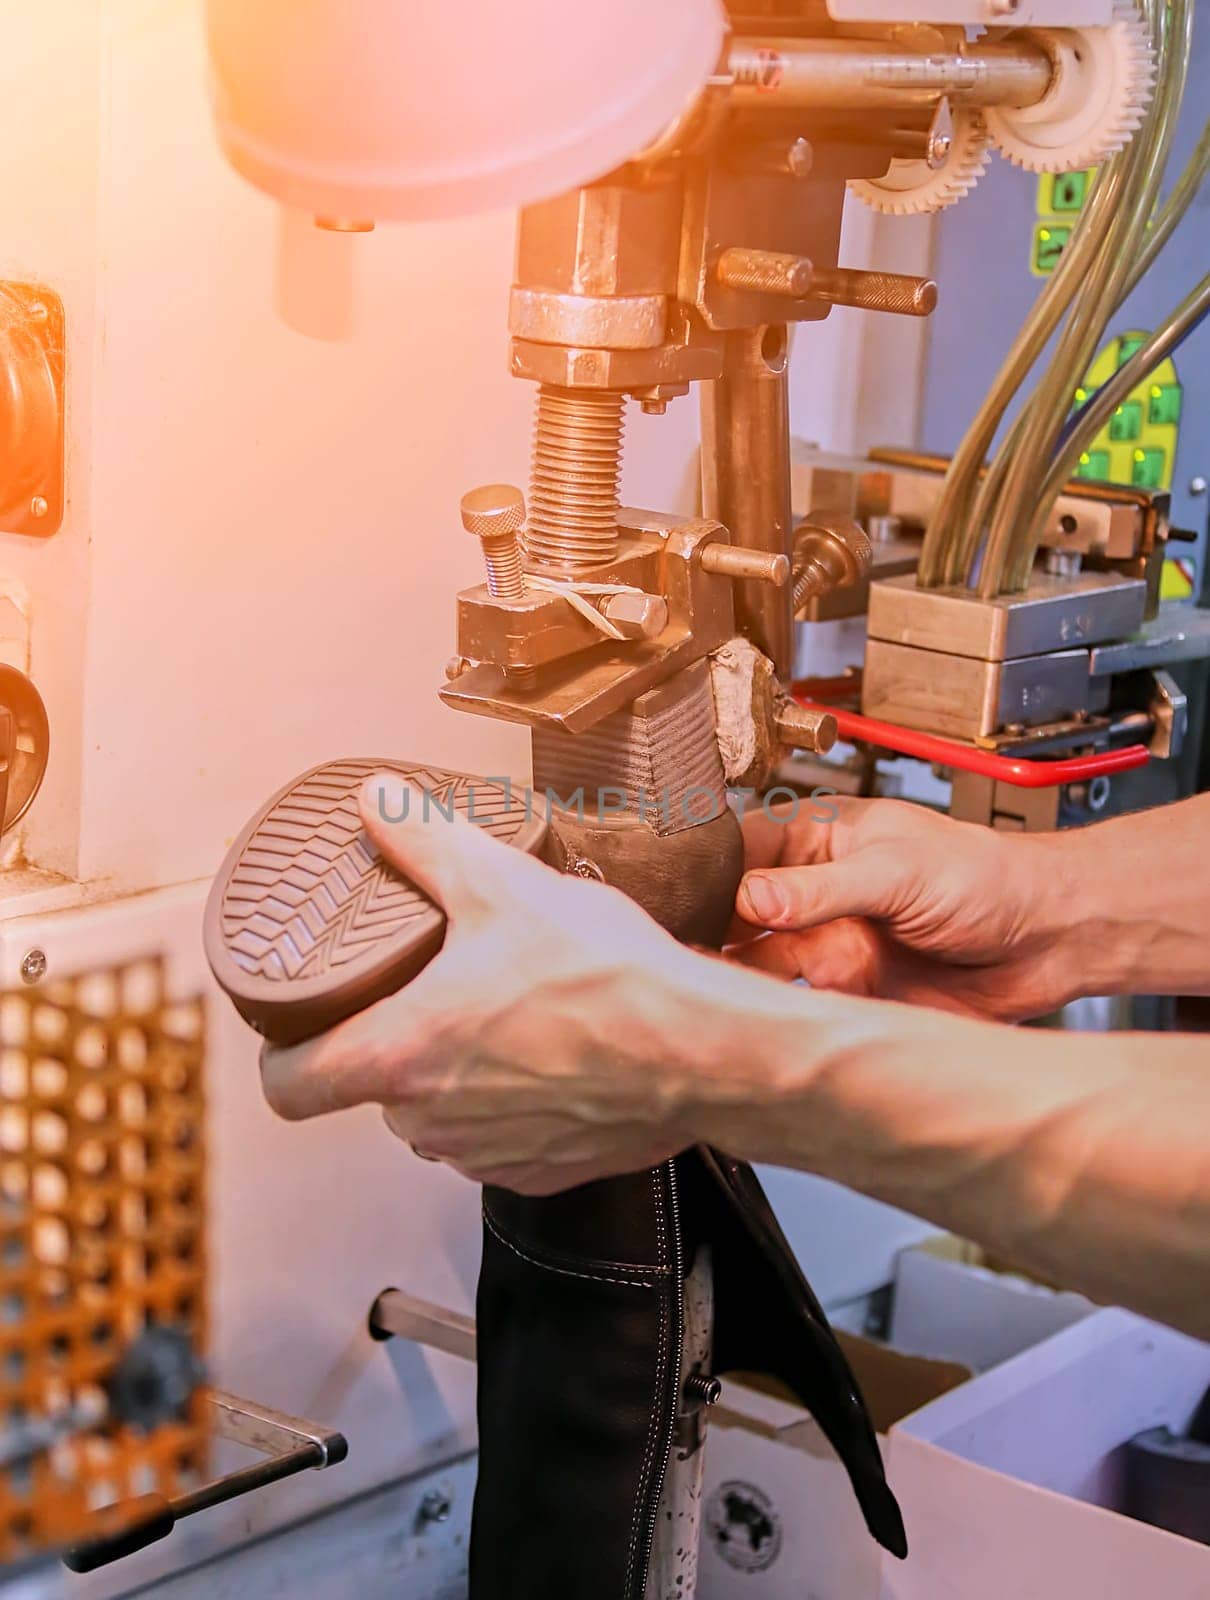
[{"left": 0, "top": 958, "right": 207, "bottom": 1564}]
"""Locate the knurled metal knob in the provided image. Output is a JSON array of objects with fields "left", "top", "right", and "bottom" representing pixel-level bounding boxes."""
[
  {"left": 791, "top": 513, "right": 873, "bottom": 618},
  {"left": 460, "top": 484, "right": 527, "bottom": 601}
]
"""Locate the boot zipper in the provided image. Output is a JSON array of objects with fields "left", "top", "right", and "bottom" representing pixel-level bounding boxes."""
[{"left": 633, "top": 1158, "right": 686, "bottom": 1598}]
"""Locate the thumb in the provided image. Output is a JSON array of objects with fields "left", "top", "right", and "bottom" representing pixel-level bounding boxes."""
[
  {"left": 736, "top": 849, "right": 899, "bottom": 932},
  {"left": 358, "top": 771, "right": 536, "bottom": 921}
]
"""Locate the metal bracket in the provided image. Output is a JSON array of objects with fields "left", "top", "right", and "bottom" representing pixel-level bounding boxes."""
[
  {"left": 61, "top": 1391, "right": 348, "bottom": 1574},
  {"left": 1147, "top": 669, "right": 1188, "bottom": 760}
]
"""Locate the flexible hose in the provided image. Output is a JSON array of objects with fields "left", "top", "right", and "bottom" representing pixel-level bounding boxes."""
[
  {"left": 1125, "top": 111, "right": 1210, "bottom": 293},
  {"left": 920, "top": 0, "right": 1173, "bottom": 589},
  {"left": 1032, "top": 270, "right": 1210, "bottom": 541},
  {"left": 978, "top": 0, "right": 1188, "bottom": 596},
  {"left": 977, "top": 110, "right": 1210, "bottom": 582},
  {"left": 916, "top": 159, "right": 1124, "bottom": 588}
]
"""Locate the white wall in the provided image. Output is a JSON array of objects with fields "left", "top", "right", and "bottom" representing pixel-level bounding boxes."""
[
  {"left": 0, "top": 0, "right": 902, "bottom": 907},
  {"left": 0, "top": 9, "right": 930, "bottom": 1588}
]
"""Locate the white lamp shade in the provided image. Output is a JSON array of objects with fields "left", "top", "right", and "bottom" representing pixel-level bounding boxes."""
[{"left": 205, "top": 0, "right": 726, "bottom": 222}]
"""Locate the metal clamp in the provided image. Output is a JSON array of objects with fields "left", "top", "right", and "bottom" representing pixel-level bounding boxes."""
[{"left": 62, "top": 1391, "right": 348, "bottom": 1574}]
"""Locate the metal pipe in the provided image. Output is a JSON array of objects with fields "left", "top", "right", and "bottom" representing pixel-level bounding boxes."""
[
  {"left": 728, "top": 36, "right": 1053, "bottom": 113},
  {"left": 700, "top": 326, "right": 795, "bottom": 675}
]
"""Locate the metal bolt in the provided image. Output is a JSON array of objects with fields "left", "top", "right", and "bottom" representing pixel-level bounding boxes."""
[
  {"left": 20, "top": 950, "right": 47, "bottom": 985},
  {"left": 792, "top": 514, "right": 873, "bottom": 616},
  {"left": 598, "top": 591, "right": 669, "bottom": 640},
  {"left": 927, "top": 130, "right": 952, "bottom": 168},
  {"left": 1067, "top": 775, "right": 1112, "bottom": 814},
  {"left": 774, "top": 704, "right": 839, "bottom": 756},
  {"left": 416, "top": 1488, "right": 453, "bottom": 1529},
  {"left": 505, "top": 665, "right": 539, "bottom": 693},
  {"left": 460, "top": 484, "right": 527, "bottom": 601},
  {"left": 1190, "top": 476, "right": 1207, "bottom": 497},
  {"left": 640, "top": 399, "right": 667, "bottom": 416},
  {"left": 1044, "top": 547, "right": 1083, "bottom": 578},
  {"left": 444, "top": 655, "right": 473, "bottom": 682},
  {"left": 30, "top": 497, "right": 49, "bottom": 520},
  {"left": 786, "top": 137, "right": 814, "bottom": 179},
  {"left": 684, "top": 1372, "right": 723, "bottom": 1407},
  {"left": 739, "top": 137, "right": 814, "bottom": 180}
]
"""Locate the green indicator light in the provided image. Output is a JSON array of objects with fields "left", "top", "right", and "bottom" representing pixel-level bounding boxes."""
[
  {"left": 1051, "top": 171, "right": 1088, "bottom": 211},
  {"left": 1076, "top": 449, "right": 1112, "bottom": 481},
  {"left": 1148, "top": 383, "right": 1183, "bottom": 426},
  {"left": 1117, "top": 333, "right": 1147, "bottom": 366},
  {"left": 1108, "top": 400, "right": 1143, "bottom": 442},
  {"left": 1033, "top": 223, "right": 1071, "bottom": 274},
  {"left": 1131, "top": 447, "right": 1165, "bottom": 488}
]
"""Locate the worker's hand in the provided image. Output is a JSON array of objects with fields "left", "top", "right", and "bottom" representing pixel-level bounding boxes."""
[
  {"left": 258, "top": 772, "right": 763, "bottom": 1195},
  {"left": 731, "top": 796, "right": 1077, "bottom": 1021}
]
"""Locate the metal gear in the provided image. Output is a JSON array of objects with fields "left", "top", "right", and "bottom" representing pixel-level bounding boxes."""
[
  {"left": 983, "top": 1, "right": 1154, "bottom": 175},
  {"left": 848, "top": 108, "right": 992, "bottom": 217}
]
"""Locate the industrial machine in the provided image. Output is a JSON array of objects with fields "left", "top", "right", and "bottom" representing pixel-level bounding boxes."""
[{"left": 1, "top": 0, "right": 1207, "bottom": 1593}]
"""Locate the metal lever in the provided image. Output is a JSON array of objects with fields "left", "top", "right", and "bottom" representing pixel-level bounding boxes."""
[{"left": 62, "top": 1391, "right": 347, "bottom": 1574}]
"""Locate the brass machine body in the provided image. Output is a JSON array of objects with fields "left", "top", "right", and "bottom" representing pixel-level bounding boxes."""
[{"left": 442, "top": 17, "right": 1059, "bottom": 752}]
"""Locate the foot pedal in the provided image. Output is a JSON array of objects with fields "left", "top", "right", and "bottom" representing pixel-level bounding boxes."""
[{"left": 204, "top": 759, "right": 546, "bottom": 1046}]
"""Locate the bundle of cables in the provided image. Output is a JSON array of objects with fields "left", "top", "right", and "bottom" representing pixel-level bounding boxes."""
[{"left": 916, "top": 0, "right": 1208, "bottom": 600}]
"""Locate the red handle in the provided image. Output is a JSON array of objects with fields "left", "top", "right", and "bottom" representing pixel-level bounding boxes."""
[{"left": 793, "top": 698, "right": 1151, "bottom": 790}]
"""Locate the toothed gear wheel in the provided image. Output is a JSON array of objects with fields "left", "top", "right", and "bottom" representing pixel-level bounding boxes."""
[
  {"left": 848, "top": 109, "right": 991, "bottom": 216},
  {"left": 984, "top": 2, "right": 1154, "bottom": 175}
]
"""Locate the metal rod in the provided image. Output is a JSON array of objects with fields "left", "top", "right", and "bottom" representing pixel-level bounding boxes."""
[
  {"left": 172, "top": 1444, "right": 325, "bottom": 1520},
  {"left": 806, "top": 266, "right": 937, "bottom": 317},
  {"left": 369, "top": 1287, "right": 478, "bottom": 1361},
  {"left": 699, "top": 544, "right": 790, "bottom": 585},
  {"left": 700, "top": 326, "right": 795, "bottom": 675},
  {"left": 62, "top": 1392, "right": 348, "bottom": 1574},
  {"left": 716, "top": 247, "right": 814, "bottom": 298},
  {"left": 728, "top": 36, "right": 1054, "bottom": 112}
]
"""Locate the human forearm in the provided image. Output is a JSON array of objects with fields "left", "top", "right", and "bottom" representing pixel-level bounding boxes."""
[
  {"left": 685, "top": 969, "right": 1210, "bottom": 1338},
  {"left": 1031, "top": 793, "right": 1210, "bottom": 1001}
]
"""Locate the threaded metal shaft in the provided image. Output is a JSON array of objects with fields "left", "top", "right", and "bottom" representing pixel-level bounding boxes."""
[
  {"left": 792, "top": 558, "right": 829, "bottom": 614},
  {"left": 527, "top": 386, "right": 625, "bottom": 574},
  {"left": 482, "top": 540, "right": 526, "bottom": 601}
]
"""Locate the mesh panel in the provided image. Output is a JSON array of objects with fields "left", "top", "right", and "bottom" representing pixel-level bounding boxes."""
[{"left": 0, "top": 958, "right": 207, "bottom": 1563}]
